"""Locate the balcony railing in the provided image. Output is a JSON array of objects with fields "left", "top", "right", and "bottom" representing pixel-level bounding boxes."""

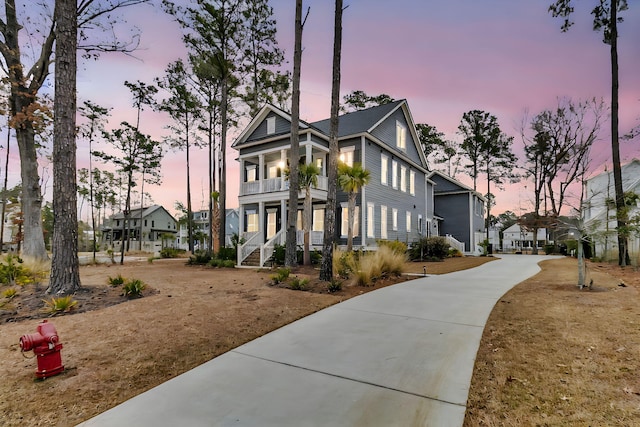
[{"left": 240, "top": 176, "right": 328, "bottom": 196}]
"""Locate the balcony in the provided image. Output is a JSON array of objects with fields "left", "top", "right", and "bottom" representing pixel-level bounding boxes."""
[{"left": 240, "top": 175, "right": 328, "bottom": 196}]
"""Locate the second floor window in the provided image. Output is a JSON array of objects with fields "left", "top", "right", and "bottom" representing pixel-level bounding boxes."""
[
  {"left": 400, "top": 166, "right": 407, "bottom": 192},
  {"left": 410, "top": 170, "right": 416, "bottom": 196},
  {"left": 392, "top": 160, "right": 398, "bottom": 189},
  {"left": 266, "top": 116, "right": 276, "bottom": 135},
  {"left": 339, "top": 147, "right": 354, "bottom": 167},
  {"left": 381, "top": 154, "right": 388, "bottom": 185},
  {"left": 396, "top": 121, "right": 406, "bottom": 151}
]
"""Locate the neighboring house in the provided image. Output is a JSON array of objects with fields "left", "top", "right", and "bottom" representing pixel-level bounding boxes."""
[
  {"left": 0, "top": 202, "right": 19, "bottom": 252},
  {"left": 502, "top": 224, "right": 549, "bottom": 253},
  {"left": 232, "top": 100, "right": 434, "bottom": 266},
  {"left": 583, "top": 159, "right": 640, "bottom": 261},
  {"left": 103, "top": 205, "right": 178, "bottom": 253},
  {"left": 177, "top": 208, "right": 240, "bottom": 250},
  {"left": 428, "top": 170, "right": 486, "bottom": 254}
]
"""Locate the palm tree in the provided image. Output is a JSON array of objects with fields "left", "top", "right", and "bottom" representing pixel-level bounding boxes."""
[
  {"left": 338, "top": 163, "right": 370, "bottom": 251},
  {"left": 299, "top": 163, "right": 320, "bottom": 265}
]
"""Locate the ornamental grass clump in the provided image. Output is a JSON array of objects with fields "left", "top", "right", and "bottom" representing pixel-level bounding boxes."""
[
  {"left": 122, "top": 279, "right": 146, "bottom": 298},
  {"left": 289, "top": 276, "right": 309, "bottom": 291},
  {"left": 107, "top": 274, "right": 126, "bottom": 287},
  {"left": 270, "top": 267, "right": 290, "bottom": 285},
  {"left": 42, "top": 295, "right": 78, "bottom": 315}
]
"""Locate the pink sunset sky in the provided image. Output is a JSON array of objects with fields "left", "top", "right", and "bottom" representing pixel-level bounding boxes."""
[{"left": 9, "top": 0, "right": 640, "bottom": 221}]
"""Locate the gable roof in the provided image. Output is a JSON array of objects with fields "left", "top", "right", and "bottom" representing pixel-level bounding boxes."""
[
  {"left": 112, "top": 205, "right": 177, "bottom": 222},
  {"left": 231, "top": 104, "right": 311, "bottom": 149},
  {"left": 428, "top": 170, "right": 486, "bottom": 201},
  {"left": 310, "top": 100, "right": 405, "bottom": 137}
]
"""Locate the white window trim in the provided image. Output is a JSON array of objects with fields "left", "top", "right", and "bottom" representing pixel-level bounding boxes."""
[
  {"left": 392, "top": 208, "right": 398, "bottom": 231},
  {"left": 392, "top": 160, "right": 398, "bottom": 189},
  {"left": 266, "top": 116, "right": 276, "bottom": 135},
  {"left": 381, "top": 154, "right": 388, "bottom": 186},
  {"left": 406, "top": 211, "right": 411, "bottom": 233},
  {"left": 381, "top": 205, "right": 388, "bottom": 239},
  {"left": 367, "top": 202, "right": 375, "bottom": 238},
  {"left": 341, "top": 203, "right": 360, "bottom": 238},
  {"left": 410, "top": 170, "right": 415, "bottom": 196},
  {"left": 400, "top": 165, "right": 407, "bottom": 193},
  {"left": 396, "top": 120, "right": 407, "bottom": 151}
]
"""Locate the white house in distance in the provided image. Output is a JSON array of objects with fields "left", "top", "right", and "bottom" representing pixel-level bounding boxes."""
[
  {"left": 583, "top": 159, "right": 640, "bottom": 261},
  {"left": 502, "top": 224, "right": 549, "bottom": 253}
]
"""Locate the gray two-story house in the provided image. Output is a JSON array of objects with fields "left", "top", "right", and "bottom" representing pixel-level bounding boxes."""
[
  {"left": 429, "top": 170, "right": 486, "bottom": 254},
  {"left": 232, "top": 100, "right": 435, "bottom": 266},
  {"left": 103, "top": 204, "right": 178, "bottom": 253}
]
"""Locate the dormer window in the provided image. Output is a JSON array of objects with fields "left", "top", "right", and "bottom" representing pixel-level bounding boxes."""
[
  {"left": 396, "top": 120, "right": 406, "bottom": 151},
  {"left": 266, "top": 116, "right": 276, "bottom": 135}
]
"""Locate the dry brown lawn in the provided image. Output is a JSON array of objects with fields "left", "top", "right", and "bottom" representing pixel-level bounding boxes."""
[
  {"left": 2, "top": 255, "right": 637, "bottom": 426},
  {"left": 0, "top": 256, "right": 489, "bottom": 426},
  {"left": 464, "top": 257, "right": 640, "bottom": 427}
]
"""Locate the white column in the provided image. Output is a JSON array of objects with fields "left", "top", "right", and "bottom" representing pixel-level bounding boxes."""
[
  {"left": 239, "top": 158, "right": 245, "bottom": 196},
  {"left": 305, "top": 141, "right": 312, "bottom": 165},
  {"left": 259, "top": 201, "right": 265, "bottom": 243},
  {"left": 258, "top": 154, "right": 264, "bottom": 193},
  {"left": 237, "top": 205, "right": 244, "bottom": 265},
  {"left": 280, "top": 149, "right": 287, "bottom": 190},
  {"left": 281, "top": 199, "right": 286, "bottom": 234}
]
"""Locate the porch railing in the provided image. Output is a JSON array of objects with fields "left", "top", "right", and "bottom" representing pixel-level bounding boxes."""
[
  {"left": 296, "top": 230, "right": 324, "bottom": 246},
  {"left": 240, "top": 176, "right": 327, "bottom": 196},
  {"left": 238, "top": 231, "right": 260, "bottom": 265},
  {"left": 262, "top": 229, "right": 286, "bottom": 266},
  {"left": 445, "top": 234, "right": 465, "bottom": 253}
]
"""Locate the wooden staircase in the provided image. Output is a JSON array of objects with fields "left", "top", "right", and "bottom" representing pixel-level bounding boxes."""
[{"left": 241, "top": 248, "right": 262, "bottom": 267}]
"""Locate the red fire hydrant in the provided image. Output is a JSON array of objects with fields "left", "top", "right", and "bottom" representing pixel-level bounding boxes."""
[{"left": 19, "top": 320, "right": 64, "bottom": 379}]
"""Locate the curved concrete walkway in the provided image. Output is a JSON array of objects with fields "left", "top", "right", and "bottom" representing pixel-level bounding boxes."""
[{"left": 79, "top": 254, "right": 557, "bottom": 427}]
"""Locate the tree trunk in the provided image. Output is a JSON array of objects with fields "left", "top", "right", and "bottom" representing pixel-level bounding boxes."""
[
  {"left": 49, "top": 0, "right": 80, "bottom": 295},
  {"left": 347, "top": 193, "right": 355, "bottom": 252},
  {"left": 220, "top": 78, "right": 228, "bottom": 251},
  {"left": 285, "top": 0, "right": 303, "bottom": 268},
  {"left": 609, "top": 0, "right": 628, "bottom": 266},
  {"left": 320, "top": 0, "right": 343, "bottom": 281},
  {"left": 186, "top": 128, "right": 193, "bottom": 253},
  {"left": 0, "top": 124, "right": 10, "bottom": 252},
  {"left": 303, "top": 186, "right": 311, "bottom": 265}
]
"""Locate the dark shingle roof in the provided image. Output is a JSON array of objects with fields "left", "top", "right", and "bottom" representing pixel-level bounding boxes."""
[{"left": 310, "top": 100, "right": 404, "bottom": 137}]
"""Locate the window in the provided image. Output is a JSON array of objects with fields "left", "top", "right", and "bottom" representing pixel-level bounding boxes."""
[
  {"left": 381, "top": 154, "right": 388, "bottom": 185},
  {"left": 266, "top": 116, "right": 276, "bottom": 135},
  {"left": 406, "top": 211, "right": 411, "bottom": 233},
  {"left": 116, "top": 220, "right": 120, "bottom": 227},
  {"left": 410, "top": 170, "right": 416, "bottom": 196},
  {"left": 392, "top": 160, "right": 398, "bottom": 189},
  {"left": 247, "top": 212, "right": 258, "bottom": 232},
  {"left": 396, "top": 121, "right": 406, "bottom": 150},
  {"left": 392, "top": 208, "right": 398, "bottom": 231},
  {"left": 418, "top": 214, "right": 423, "bottom": 234},
  {"left": 246, "top": 165, "right": 257, "bottom": 182},
  {"left": 339, "top": 147, "right": 354, "bottom": 167},
  {"left": 380, "top": 205, "right": 388, "bottom": 239},
  {"left": 341, "top": 205, "right": 359, "bottom": 237},
  {"left": 313, "top": 208, "right": 324, "bottom": 232},
  {"left": 315, "top": 157, "right": 323, "bottom": 174},
  {"left": 400, "top": 165, "right": 407, "bottom": 192},
  {"left": 267, "top": 163, "right": 280, "bottom": 179},
  {"left": 367, "top": 203, "right": 375, "bottom": 238},
  {"left": 152, "top": 221, "right": 155, "bottom": 227},
  {"left": 144, "top": 220, "right": 147, "bottom": 227}
]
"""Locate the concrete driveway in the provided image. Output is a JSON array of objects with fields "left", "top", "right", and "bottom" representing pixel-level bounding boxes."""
[{"left": 79, "top": 254, "right": 557, "bottom": 427}]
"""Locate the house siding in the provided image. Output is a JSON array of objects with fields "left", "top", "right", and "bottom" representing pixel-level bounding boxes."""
[
  {"left": 369, "top": 108, "right": 422, "bottom": 162},
  {"left": 436, "top": 193, "right": 472, "bottom": 249},
  {"left": 362, "top": 136, "right": 426, "bottom": 246},
  {"left": 246, "top": 113, "right": 291, "bottom": 142}
]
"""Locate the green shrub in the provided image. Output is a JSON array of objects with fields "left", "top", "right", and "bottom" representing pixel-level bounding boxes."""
[
  {"left": 289, "top": 276, "right": 309, "bottom": 291},
  {"left": 42, "top": 296, "right": 78, "bottom": 315},
  {"left": 108, "top": 274, "right": 126, "bottom": 287},
  {"left": 188, "top": 250, "right": 212, "bottom": 265},
  {"left": 544, "top": 244, "right": 555, "bottom": 255},
  {"left": 409, "top": 236, "right": 450, "bottom": 261},
  {"left": 216, "top": 247, "right": 236, "bottom": 261},
  {"left": 222, "top": 260, "right": 235, "bottom": 268},
  {"left": 160, "top": 247, "right": 183, "bottom": 258},
  {"left": 448, "top": 248, "right": 463, "bottom": 257},
  {"left": 0, "top": 255, "right": 28, "bottom": 285},
  {"left": 326, "top": 279, "right": 342, "bottom": 293},
  {"left": 272, "top": 244, "right": 286, "bottom": 265},
  {"left": 123, "top": 279, "right": 146, "bottom": 298},
  {"left": 271, "top": 267, "right": 290, "bottom": 284}
]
